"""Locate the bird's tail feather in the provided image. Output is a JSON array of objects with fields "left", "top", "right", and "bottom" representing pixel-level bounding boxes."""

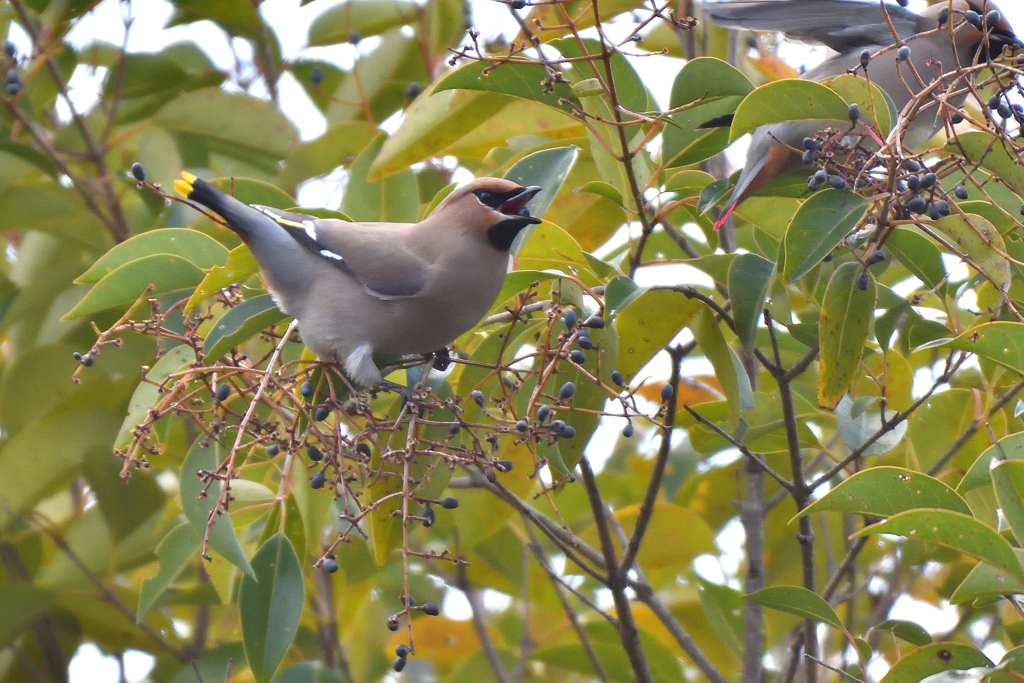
[{"left": 174, "top": 172, "right": 265, "bottom": 241}]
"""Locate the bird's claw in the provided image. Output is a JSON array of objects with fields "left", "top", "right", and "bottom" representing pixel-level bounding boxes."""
[{"left": 432, "top": 347, "right": 452, "bottom": 372}]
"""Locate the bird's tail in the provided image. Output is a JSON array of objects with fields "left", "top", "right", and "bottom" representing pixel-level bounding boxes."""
[{"left": 174, "top": 172, "right": 267, "bottom": 242}]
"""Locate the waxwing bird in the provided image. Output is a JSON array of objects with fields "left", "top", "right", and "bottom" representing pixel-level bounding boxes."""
[
  {"left": 704, "top": 0, "right": 1021, "bottom": 230},
  {"left": 174, "top": 172, "right": 542, "bottom": 389}
]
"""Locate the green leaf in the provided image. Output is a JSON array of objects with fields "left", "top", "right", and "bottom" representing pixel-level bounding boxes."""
[
  {"left": 278, "top": 121, "right": 376, "bottom": 190},
  {"left": 781, "top": 190, "right": 869, "bottom": 282},
  {"left": 745, "top": 585, "right": 843, "bottom": 630},
  {"left": 878, "top": 643, "right": 991, "bottom": 683},
  {"left": 798, "top": 466, "right": 971, "bottom": 519},
  {"left": 0, "top": 182, "right": 110, "bottom": 250},
  {"left": 959, "top": 433, "right": 1024, "bottom": 493},
  {"left": 273, "top": 663, "right": 347, "bottom": 683},
  {"left": 728, "top": 253, "right": 774, "bottom": 353},
  {"left": 946, "top": 132, "right": 1024, "bottom": 198},
  {"left": 342, "top": 133, "right": 418, "bottom": 223},
  {"left": 168, "top": 642, "right": 245, "bottom": 683},
  {"left": 886, "top": 227, "right": 948, "bottom": 294},
  {"left": 114, "top": 344, "right": 195, "bottom": 451},
  {"left": 324, "top": 30, "right": 428, "bottom": 125},
  {"left": 156, "top": 88, "right": 298, "bottom": 172},
  {"left": 204, "top": 295, "right": 289, "bottom": 360},
  {"left": 615, "top": 290, "right": 705, "bottom": 383},
  {"left": 505, "top": 145, "right": 578, "bottom": 251},
  {"left": 825, "top": 73, "right": 894, "bottom": 138},
  {"left": 925, "top": 322, "right": 1024, "bottom": 376},
  {"left": 950, "top": 548, "right": 1024, "bottom": 604},
  {"left": 853, "top": 509, "right": 1024, "bottom": 583},
  {"left": 835, "top": 395, "right": 908, "bottom": 457},
  {"left": 691, "top": 307, "right": 752, "bottom": 426},
  {"left": 933, "top": 214, "right": 1010, "bottom": 290},
  {"left": 0, "top": 582, "right": 55, "bottom": 648},
  {"left": 307, "top": 0, "right": 416, "bottom": 45},
  {"left": 137, "top": 523, "right": 203, "bottom": 621},
  {"left": 818, "top": 262, "right": 876, "bottom": 409},
  {"left": 64, "top": 254, "right": 205, "bottom": 320},
  {"left": 486, "top": 271, "right": 559, "bottom": 313},
  {"left": 180, "top": 439, "right": 255, "bottom": 577},
  {"left": 871, "top": 620, "right": 933, "bottom": 647},
  {"left": 992, "top": 460, "right": 1024, "bottom": 546},
  {"left": 166, "top": 0, "right": 264, "bottom": 37},
  {"left": 663, "top": 57, "right": 753, "bottom": 168},
  {"left": 730, "top": 79, "right": 849, "bottom": 142},
  {"left": 239, "top": 534, "right": 304, "bottom": 683},
  {"left": 369, "top": 89, "right": 504, "bottom": 180},
  {"left": 186, "top": 245, "right": 259, "bottom": 311},
  {"left": 696, "top": 579, "right": 745, "bottom": 658},
  {"left": 77, "top": 229, "right": 229, "bottom": 284},
  {"left": 434, "top": 58, "right": 578, "bottom": 116}
]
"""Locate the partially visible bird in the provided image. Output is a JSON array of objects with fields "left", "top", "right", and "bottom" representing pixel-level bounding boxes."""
[
  {"left": 174, "top": 172, "right": 542, "bottom": 389},
  {"left": 704, "top": 0, "right": 1021, "bottom": 230}
]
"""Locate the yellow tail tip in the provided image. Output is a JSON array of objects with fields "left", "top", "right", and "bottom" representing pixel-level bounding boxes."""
[{"left": 173, "top": 171, "right": 196, "bottom": 198}]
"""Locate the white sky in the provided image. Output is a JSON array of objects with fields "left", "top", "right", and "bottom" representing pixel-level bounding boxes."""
[{"left": 7, "top": 1, "right": 1022, "bottom": 680}]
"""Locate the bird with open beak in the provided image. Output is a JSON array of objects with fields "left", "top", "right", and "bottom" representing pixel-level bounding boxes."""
[
  {"left": 174, "top": 173, "right": 542, "bottom": 391},
  {"left": 704, "top": 0, "right": 1021, "bottom": 230}
]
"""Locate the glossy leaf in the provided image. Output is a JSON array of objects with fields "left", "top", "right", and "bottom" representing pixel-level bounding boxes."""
[
  {"left": 728, "top": 253, "right": 774, "bottom": 353},
  {"left": 434, "top": 59, "right": 578, "bottom": 115},
  {"left": 664, "top": 57, "right": 753, "bottom": 168},
  {"left": 308, "top": 0, "right": 416, "bottom": 45},
  {"left": 180, "top": 439, "right": 255, "bottom": 577},
  {"left": 729, "top": 79, "right": 849, "bottom": 142},
  {"left": 835, "top": 395, "right": 908, "bottom": 457},
  {"left": 114, "top": 344, "right": 195, "bottom": 450},
  {"left": 946, "top": 132, "right": 1024, "bottom": 197},
  {"left": 137, "top": 523, "right": 202, "bottom": 621},
  {"left": 77, "top": 229, "right": 229, "bottom": 284},
  {"left": 239, "top": 534, "right": 304, "bottom": 683},
  {"left": 615, "top": 290, "right": 705, "bottom": 383},
  {"left": 818, "top": 262, "right": 876, "bottom": 409},
  {"left": 64, "top": 255, "right": 204, "bottom": 319},
  {"left": 950, "top": 548, "right": 1024, "bottom": 604},
  {"left": 0, "top": 582, "right": 55, "bottom": 648},
  {"left": 871, "top": 619, "right": 933, "bottom": 647},
  {"left": 691, "top": 307, "right": 753, "bottom": 426},
  {"left": 797, "top": 466, "right": 971, "bottom": 519},
  {"left": 886, "top": 227, "right": 947, "bottom": 294},
  {"left": 879, "top": 643, "right": 991, "bottom": 683},
  {"left": 204, "top": 294, "right": 289, "bottom": 360},
  {"left": 781, "top": 190, "right": 869, "bottom": 282},
  {"left": 342, "top": 133, "right": 418, "bottom": 223},
  {"left": 745, "top": 585, "right": 843, "bottom": 629},
  {"left": 853, "top": 510, "right": 1024, "bottom": 583},
  {"left": 992, "top": 460, "right": 1024, "bottom": 546},
  {"left": 933, "top": 214, "right": 1010, "bottom": 291},
  {"left": 505, "top": 145, "right": 579, "bottom": 240},
  {"left": 186, "top": 244, "right": 259, "bottom": 311},
  {"left": 926, "top": 322, "right": 1024, "bottom": 376},
  {"left": 825, "top": 73, "right": 895, "bottom": 137},
  {"left": 959, "top": 433, "right": 1024, "bottom": 493}
]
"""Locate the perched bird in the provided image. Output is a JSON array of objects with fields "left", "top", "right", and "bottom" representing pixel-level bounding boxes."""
[
  {"left": 704, "top": 0, "right": 1020, "bottom": 229},
  {"left": 174, "top": 172, "right": 541, "bottom": 389}
]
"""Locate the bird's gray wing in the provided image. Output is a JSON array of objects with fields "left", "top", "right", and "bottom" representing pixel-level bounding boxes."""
[
  {"left": 254, "top": 206, "right": 430, "bottom": 300},
  {"left": 704, "top": 1, "right": 923, "bottom": 52}
]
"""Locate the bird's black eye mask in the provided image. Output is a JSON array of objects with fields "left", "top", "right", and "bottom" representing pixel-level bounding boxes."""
[
  {"left": 473, "top": 186, "right": 542, "bottom": 218},
  {"left": 478, "top": 185, "right": 543, "bottom": 251}
]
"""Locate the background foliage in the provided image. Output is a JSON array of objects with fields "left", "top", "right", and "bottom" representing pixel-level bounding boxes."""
[{"left": 3, "top": 1, "right": 1024, "bottom": 683}]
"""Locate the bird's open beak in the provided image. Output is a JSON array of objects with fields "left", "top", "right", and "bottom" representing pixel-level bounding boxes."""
[
  {"left": 499, "top": 186, "right": 542, "bottom": 223},
  {"left": 990, "top": 27, "right": 1024, "bottom": 52}
]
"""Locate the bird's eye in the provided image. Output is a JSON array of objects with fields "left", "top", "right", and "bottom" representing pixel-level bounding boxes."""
[{"left": 475, "top": 190, "right": 493, "bottom": 205}]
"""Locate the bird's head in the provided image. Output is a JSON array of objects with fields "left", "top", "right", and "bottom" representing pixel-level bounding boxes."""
[
  {"left": 442, "top": 178, "right": 543, "bottom": 251},
  {"left": 945, "top": 1, "right": 1022, "bottom": 59}
]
